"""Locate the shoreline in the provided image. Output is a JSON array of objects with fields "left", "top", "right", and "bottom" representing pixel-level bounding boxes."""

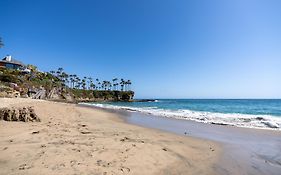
[
  {"left": 80, "top": 102, "right": 281, "bottom": 131},
  {"left": 80, "top": 104, "right": 281, "bottom": 175},
  {"left": 0, "top": 98, "right": 221, "bottom": 175}
]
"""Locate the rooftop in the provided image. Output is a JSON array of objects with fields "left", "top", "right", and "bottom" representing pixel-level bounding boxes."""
[{"left": 1, "top": 55, "right": 25, "bottom": 66}]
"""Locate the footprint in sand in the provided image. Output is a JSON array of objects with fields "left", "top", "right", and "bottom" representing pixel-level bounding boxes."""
[
  {"left": 32, "top": 131, "right": 40, "bottom": 134},
  {"left": 19, "top": 164, "right": 32, "bottom": 170},
  {"left": 96, "top": 160, "right": 112, "bottom": 167},
  {"left": 120, "top": 166, "right": 130, "bottom": 173},
  {"left": 80, "top": 131, "right": 92, "bottom": 134},
  {"left": 70, "top": 160, "right": 77, "bottom": 167},
  {"left": 78, "top": 124, "right": 87, "bottom": 128}
]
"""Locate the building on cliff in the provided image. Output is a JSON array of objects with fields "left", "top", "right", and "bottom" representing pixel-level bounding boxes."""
[{"left": 0, "top": 55, "right": 25, "bottom": 70}]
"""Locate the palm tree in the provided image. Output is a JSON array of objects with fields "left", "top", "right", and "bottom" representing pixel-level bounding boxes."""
[
  {"left": 0, "top": 37, "right": 4, "bottom": 48},
  {"left": 115, "top": 82, "right": 119, "bottom": 91},
  {"left": 120, "top": 79, "right": 125, "bottom": 91},
  {"left": 124, "top": 81, "right": 128, "bottom": 91},
  {"left": 90, "top": 82, "right": 95, "bottom": 90},
  {"left": 112, "top": 78, "right": 118, "bottom": 90},
  {"left": 102, "top": 81, "right": 108, "bottom": 90},
  {"left": 55, "top": 67, "right": 64, "bottom": 83},
  {"left": 57, "top": 67, "right": 64, "bottom": 76},
  {"left": 82, "top": 77, "right": 87, "bottom": 89},
  {"left": 75, "top": 77, "right": 81, "bottom": 89},
  {"left": 127, "top": 80, "right": 132, "bottom": 91},
  {"left": 69, "top": 74, "right": 78, "bottom": 88},
  {"left": 87, "top": 77, "right": 93, "bottom": 90},
  {"left": 107, "top": 81, "right": 112, "bottom": 91},
  {"left": 72, "top": 75, "right": 78, "bottom": 88},
  {"left": 78, "top": 81, "right": 82, "bottom": 89},
  {"left": 69, "top": 75, "right": 74, "bottom": 88},
  {"left": 61, "top": 72, "right": 69, "bottom": 87},
  {"left": 101, "top": 81, "right": 106, "bottom": 90},
  {"left": 50, "top": 70, "right": 56, "bottom": 76},
  {"left": 96, "top": 79, "right": 100, "bottom": 90},
  {"left": 101, "top": 81, "right": 111, "bottom": 90}
]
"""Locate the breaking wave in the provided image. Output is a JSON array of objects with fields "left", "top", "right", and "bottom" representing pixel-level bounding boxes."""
[{"left": 81, "top": 103, "right": 281, "bottom": 130}]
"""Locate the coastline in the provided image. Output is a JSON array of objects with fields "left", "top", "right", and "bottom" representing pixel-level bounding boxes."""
[
  {"left": 0, "top": 98, "right": 221, "bottom": 175},
  {"left": 80, "top": 104, "right": 281, "bottom": 175},
  {"left": 80, "top": 101, "right": 281, "bottom": 130}
]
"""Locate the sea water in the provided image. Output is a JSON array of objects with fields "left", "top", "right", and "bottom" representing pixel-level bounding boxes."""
[{"left": 82, "top": 99, "right": 281, "bottom": 130}]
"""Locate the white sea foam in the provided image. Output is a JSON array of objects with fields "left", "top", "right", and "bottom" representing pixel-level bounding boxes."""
[{"left": 80, "top": 103, "right": 281, "bottom": 130}]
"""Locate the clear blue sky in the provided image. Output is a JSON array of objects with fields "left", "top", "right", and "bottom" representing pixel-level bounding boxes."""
[{"left": 0, "top": 0, "right": 280, "bottom": 99}]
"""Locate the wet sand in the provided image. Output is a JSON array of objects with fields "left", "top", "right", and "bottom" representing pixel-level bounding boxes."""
[
  {"left": 0, "top": 98, "right": 220, "bottom": 175},
  {"left": 100, "top": 107, "right": 281, "bottom": 175}
]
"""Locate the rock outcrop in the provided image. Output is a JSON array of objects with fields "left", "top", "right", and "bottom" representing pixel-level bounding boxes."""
[
  {"left": 0, "top": 107, "right": 40, "bottom": 122},
  {"left": 0, "top": 85, "right": 20, "bottom": 98}
]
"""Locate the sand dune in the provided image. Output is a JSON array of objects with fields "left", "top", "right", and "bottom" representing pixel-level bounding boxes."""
[{"left": 0, "top": 98, "right": 220, "bottom": 175}]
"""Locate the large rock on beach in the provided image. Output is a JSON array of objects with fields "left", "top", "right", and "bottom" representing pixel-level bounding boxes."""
[{"left": 0, "top": 107, "right": 40, "bottom": 122}]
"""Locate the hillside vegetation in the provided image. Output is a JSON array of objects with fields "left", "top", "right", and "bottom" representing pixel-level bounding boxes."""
[{"left": 0, "top": 67, "right": 134, "bottom": 102}]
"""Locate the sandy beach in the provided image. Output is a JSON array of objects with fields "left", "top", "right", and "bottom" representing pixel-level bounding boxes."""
[
  {"left": 0, "top": 98, "right": 221, "bottom": 175},
  {"left": 1, "top": 0, "right": 280, "bottom": 174},
  {"left": 118, "top": 109, "right": 281, "bottom": 175}
]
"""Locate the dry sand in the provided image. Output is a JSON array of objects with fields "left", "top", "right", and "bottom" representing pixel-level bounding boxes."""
[{"left": 0, "top": 98, "right": 221, "bottom": 175}]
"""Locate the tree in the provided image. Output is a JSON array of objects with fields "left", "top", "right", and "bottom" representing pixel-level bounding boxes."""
[
  {"left": 101, "top": 80, "right": 111, "bottom": 90},
  {"left": 90, "top": 82, "right": 95, "bottom": 90},
  {"left": 69, "top": 75, "right": 75, "bottom": 88},
  {"left": 0, "top": 37, "right": 4, "bottom": 48},
  {"left": 127, "top": 80, "right": 132, "bottom": 91},
  {"left": 56, "top": 67, "right": 64, "bottom": 77},
  {"left": 120, "top": 79, "right": 125, "bottom": 91},
  {"left": 115, "top": 82, "right": 119, "bottom": 91},
  {"left": 82, "top": 77, "right": 87, "bottom": 89},
  {"left": 112, "top": 78, "right": 118, "bottom": 90},
  {"left": 88, "top": 77, "right": 93, "bottom": 90},
  {"left": 61, "top": 72, "right": 69, "bottom": 87},
  {"left": 96, "top": 79, "right": 100, "bottom": 90},
  {"left": 50, "top": 70, "right": 56, "bottom": 76},
  {"left": 101, "top": 81, "right": 105, "bottom": 90},
  {"left": 70, "top": 74, "right": 77, "bottom": 88},
  {"left": 107, "top": 81, "right": 112, "bottom": 91},
  {"left": 75, "top": 77, "right": 81, "bottom": 89}
]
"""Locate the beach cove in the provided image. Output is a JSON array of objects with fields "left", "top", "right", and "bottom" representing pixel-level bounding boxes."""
[
  {"left": 1, "top": 0, "right": 281, "bottom": 174},
  {"left": 0, "top": 98, "right": 220, "bottom": 175}
]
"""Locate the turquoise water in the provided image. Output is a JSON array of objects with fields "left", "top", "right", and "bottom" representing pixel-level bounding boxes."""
[
  {"left": 83, "top": 99, "right": 281, "bottom": 129},
  {"left": 100, "top": 99, "right": 281, "bottom": 116}
]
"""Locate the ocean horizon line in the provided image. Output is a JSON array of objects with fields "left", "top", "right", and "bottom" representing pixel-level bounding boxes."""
[{"left": 135, "top": 98, "right": 281, "bottom": 100}]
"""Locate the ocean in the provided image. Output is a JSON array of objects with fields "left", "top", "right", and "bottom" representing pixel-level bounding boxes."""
[{"left": 82, "top": 99, "right": 281, "bottom": 130}]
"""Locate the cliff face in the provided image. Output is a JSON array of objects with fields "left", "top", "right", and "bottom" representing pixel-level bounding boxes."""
[
  {"left": 0, "top": 84, "right": 134, "bottom": 103},
  {"left": 70, "top": 89, "right": 134, "bottom": 103},
  {"left": 0, "top": 67, "right": 135, "bottom": 103},
  {"left": 50, "top": 89, "right": 135, "bottom": 103}
]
